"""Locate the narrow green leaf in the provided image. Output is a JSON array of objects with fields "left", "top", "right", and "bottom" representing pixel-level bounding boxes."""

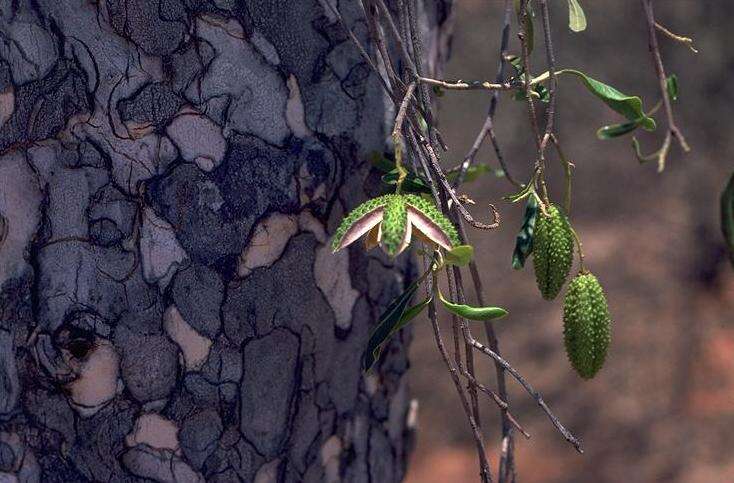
[
  {"left": 666, "top": 74, "right": 679, "bottom": 102},
  {"left": 596, "top": 121, "right": 639, "bottom": 139},
  {"left": 504, "top": 182, "right": 534, "bottom": 203},
  {"left": 363, "top": 280, "right": 421, "bottom": 371},
  {"left": 438, "top": 291, "right": 508, "bottom": 321},
  {"left": 514, "top": 0, "right": 534, "bottom": 54},
  {"left": 721, "top": 172, "right": 734, "bottom": 268},
  {"left": 392, "top": 297, "right": 432, "bottom": 334},
  {"left": 512, "top": 196, "right": 538, "bottom": 270},
  {"left": 567, "top": 0, "right": 587, "bottom": 32},
  {"left": 445, "top": 245, "right": 474, "bottom": 267},
  {"left": 446, "top": 163, "right": 492, "bottom": 184},
  {"left": 370, "top": 152, "right": 395, "bottom": 173},
  {"left": 533, "top": 69, "right": 656, "bottom": 130}
]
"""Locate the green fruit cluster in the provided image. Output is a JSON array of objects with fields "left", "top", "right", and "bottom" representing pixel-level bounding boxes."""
[
  {"left": 532, "top": 204, "right": 574, "bottom": 300},
  {"left": 562, "top": 272, "right": 611, "bottom": 379}
]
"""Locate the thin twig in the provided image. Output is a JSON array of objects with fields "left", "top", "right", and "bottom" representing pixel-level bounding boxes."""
[
  {"left": 325, "top": 0, "right": 393, "bottom": 99},
  {"left": 462, "top": 370, "right": 531, "bottom": 439},
  {"left": 641, "top": 0, "right": 691, "bottom": 172},
  {"left": 426, "top": 272, "right": 494, "bottom": 483},
  {"left": 418, "top": 76, "right": 514, "bottom": 91},
  {"left": 454, "top": 0, "right": 520, "bottom": 190},
  {"left": 538, "top": 0, "right": 558, "bottom": 155},
  {"left": 464, "top": 332, "right": 584, "bottom": 453},
  {"left": 655, "top": 21, "right": 698, "bottom": 53}
]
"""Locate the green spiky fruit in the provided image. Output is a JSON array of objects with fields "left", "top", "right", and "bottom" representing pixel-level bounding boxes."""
[
  {"left": 532, "top": 204, "right": 574, "bottom": 300},
  {"left": 563, "top": 272, "right": 611, "bottom": 379}
]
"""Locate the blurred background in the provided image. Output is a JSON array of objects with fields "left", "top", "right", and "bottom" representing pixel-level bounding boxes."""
[{"left": 405, "top": 1, "right": 734, "bottom": 482}]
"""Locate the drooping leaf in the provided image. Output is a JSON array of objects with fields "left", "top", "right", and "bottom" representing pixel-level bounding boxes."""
[
  {"left": 596, "top": 121, "right": 639, "bottom": 139},
  {"left": 666, "top": 74, "right": 679, "bottom": 102},
  {"left": 721, "top": 172, "right": 734, "bottom": 268},
  {"left": 392, "top": 297, "right": 433, "bottom": 334},
  {"left": 533, "top": 69, "right": 656, "bottom": 131},
  {"left": 363, "top": 279, "right": 421, "bottom": 371},
  {"left": 438, "top": 291, "right": 508, "bottom": 321},
  {"left": 445, "top": 245, "right": 474, "bottom": 267},
  {"left": 512, "top": 196, "right": 538, "bottom": 270},
  {"left": 567, "top": 0, "right": 587, "bottom": 32}
]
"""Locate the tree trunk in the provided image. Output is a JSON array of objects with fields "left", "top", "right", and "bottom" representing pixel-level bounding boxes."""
[{"left": 0, "top": 1, "right": 450, "bottom": 482}]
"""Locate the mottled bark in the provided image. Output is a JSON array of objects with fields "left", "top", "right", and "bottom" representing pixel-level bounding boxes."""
[{"left": 0, "top": 1, "right": 450, "bottom": 482}]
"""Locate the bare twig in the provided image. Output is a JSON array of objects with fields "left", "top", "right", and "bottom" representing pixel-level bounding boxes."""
[
  {"left": 417, "top": 76, "right": 514, "bottom": 91},
  {"left": 641, "top": 0, "right": 691, "bottom": 172},
  {"left": 538, "top": 0, "right": 558, "bottom": 154},
  {"left": 426, "top": 272, "right": 494, "bottom": 483},
  {"left": 655, "top": 21, "right": 698, "bottom": 53},
  {"left": 454, "top": 0, "right": 521, "bottom": 190},
  {"left": 464, "top": 332, "right": 584, "bottom": 453},
  {"left": 324, "top": 0, "right": 393, "bottom": 98},
  {"left": 462, "top": 370, "right": 531, "bottom": 439}
]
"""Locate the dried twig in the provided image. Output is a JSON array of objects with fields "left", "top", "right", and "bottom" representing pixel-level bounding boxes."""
[
  {"left": 454, "top": 0, "right": 520, "bottom": 190},
  {"left": 641, "top": 0, "right": 691, "bottom": 172}
]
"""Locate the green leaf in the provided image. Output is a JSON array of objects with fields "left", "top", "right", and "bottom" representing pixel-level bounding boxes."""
[
  {"left": 567, "top": 0, "right": 587, "bottom": 32},
  {"left": 596, "top": 121, "right": 639, "bottom": 139},
  {"left": 721, "top": 172, "right": 734, "bottom": 268},
  {"left": 381, "top": 169, "right": 432, "bottom": 194},
  {"left": 439, "top": 292, "right": 508, "bottom": 321},
  {"left": 514, "top": 0, "right": 534, "bottom": 55},
  {"left": 512, "top": 196, "right": 538, "bottom": 270},
  {"left": 446, "top": 163, "right": 492, "bottom": 184},
  {"left": 363, "top": 280, "right": 421, "bottom": 371},
  {"left": 370, "top": 152, "right": 395, "bottom": 173},
  {"left": 392, "top": 297, "right": 432, "bottom": 334},
  {"left": 666, "top": 74, "right": 679, "bottom": 102},
  {"left": 535, "top": 69, "right": 656, "bottom": 131},
  {"left": 504, "top": 182, "right": 534, "bottom": 203},
  {"left": 445, "top": 245, "right": 474, "bottom": 267}
]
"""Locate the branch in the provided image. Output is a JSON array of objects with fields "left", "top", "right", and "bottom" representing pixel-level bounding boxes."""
[
  {"left": 417, "top": 76, "right": 514, "bottom": 91},
  {"left": 641, "top": 0, "right": 691, "bottom": 172},
  {"left": 454, "top": 0, "right": 521, "bottom": 190},
  {"left": 464, "top": 332, "right": 584, "bottom": 453}
]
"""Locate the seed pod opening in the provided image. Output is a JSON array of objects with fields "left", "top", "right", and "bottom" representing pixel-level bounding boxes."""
[
  {"left": 532, "top": 204, "right": 574, "bottom": 300},
  {"left": 563, "top": 272, "right": 612, "bottom": 379}
]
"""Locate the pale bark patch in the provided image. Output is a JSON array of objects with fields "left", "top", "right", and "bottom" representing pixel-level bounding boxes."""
[
  {"left": 253, "top": 458, "right": 280, "bottom": 483},
  {"left": 66, "top": 341, "right": 120, "bottom": 416},
  {"left": 140, "top": 207, "right": 188, "bottom": 290},
  {"left": 163, "top": 305, "right": 212, "bottom": 371},
  {"left": 286, "top": 75, "right": 312, "bottom": 138},
  {"left": 126, "top": 413, "right": 180, "bottom": 453},
  {"left": 315, "top": 245, "right": 359, "bottom": 329},
  {"left": 320, "top": 436, "right": 342, "bottom": 483},
  {"left": 166, "top": 108, "right": 226, "bottom": 172},
  {"left": 237, "top": 213, "right": 299, "bottom": 278},
  {"left": 0, "top": 86, "right": 14, "bottom": 126},
  {"left": 0, "top": 153, "right": 42, "bottom": 285}
]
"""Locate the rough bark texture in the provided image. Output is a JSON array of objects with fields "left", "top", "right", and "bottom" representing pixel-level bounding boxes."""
[{"left": 0, "top": 1, "right": 450, "bottom": 482}]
